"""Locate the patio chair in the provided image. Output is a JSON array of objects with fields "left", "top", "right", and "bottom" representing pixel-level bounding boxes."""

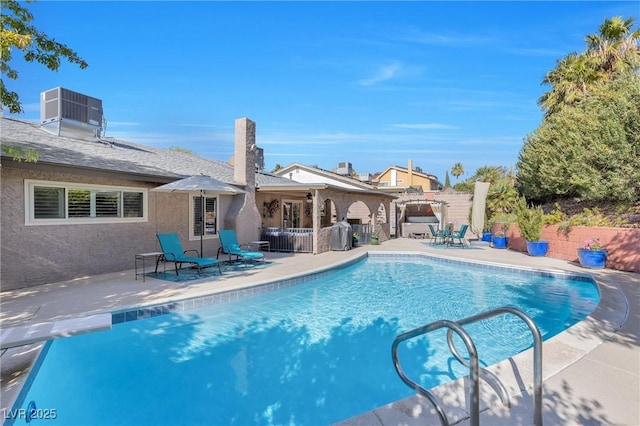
[
  {"left": 428, "top": 224, "right": 447, "bottom": 245},
  {"left": 449, "top": 224, "right": 469, "bottom": 247},
  {"left": 156, "top": 233, "right": 221, "bottom": 276},
  {"left": 217, "top": 229, "right": 265, "bottom": 265}
]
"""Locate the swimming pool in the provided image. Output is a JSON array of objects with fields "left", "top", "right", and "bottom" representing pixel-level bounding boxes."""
[{"left": 14, "top": 254, "right": 599, "bottom": 425}]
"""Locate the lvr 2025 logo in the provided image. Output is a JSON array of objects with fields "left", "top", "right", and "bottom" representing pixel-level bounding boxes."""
[{"left": 2, "top": 401, "right": 57, "bottom": 422}]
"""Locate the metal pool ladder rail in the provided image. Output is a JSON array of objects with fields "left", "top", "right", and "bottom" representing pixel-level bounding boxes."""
[{"left": 391, "top": 306, "right": 543, "bottom": 426}]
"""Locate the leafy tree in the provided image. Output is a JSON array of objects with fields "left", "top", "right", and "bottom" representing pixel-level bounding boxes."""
[
  {"left": 272, "top": 164, "right": 283, "bottom": 172},
  {"left": 1, "top": 0, "right": 88, "bottom": 113},
  {"left": 539, "top": 16, "right": 639, "bottom": 118},
  {"left": 586, "top": 16, "right": 640, "bottom": 77},
  {"left": 518, "top": 72, "right": 640, "bottom": 203},
  {"left": 486, "top": 179, "right": 519, "bottom": 217},
  {"left": 443, "top": 171, "right": 451, "bottom": 188},
  {"left": 538, "top": 53, "right": 604, "bottom": 116},
  {"left": 450, "top": 162, "right": 464, "bottom": 182},
  {"left": 169, "top": 146, "right": 193, "bottom": 155}
]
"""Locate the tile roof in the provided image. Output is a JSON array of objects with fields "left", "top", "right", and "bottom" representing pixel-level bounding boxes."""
[{"left": 1, "top": 117, "right": 290, "bottom": 186}]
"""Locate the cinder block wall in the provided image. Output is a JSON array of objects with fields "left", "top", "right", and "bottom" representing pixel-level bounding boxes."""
[{"left": 494, "top": 223, "right": 640, "bottom": 272}]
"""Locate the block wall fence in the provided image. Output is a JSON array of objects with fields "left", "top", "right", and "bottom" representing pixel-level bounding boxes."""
[{"left": 492, "top": 223, "right": 640, "bottom": 272}]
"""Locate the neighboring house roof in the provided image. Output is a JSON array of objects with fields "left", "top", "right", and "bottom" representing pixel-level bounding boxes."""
[
  {"left": 0, "top": 117, "right": 291, "bottom": 187},
  {"left": 273, "top": 163, "right": 375, "bottom": 190},
  {"left": 375, "top": 164, "right": 440, "bottom": 183}
]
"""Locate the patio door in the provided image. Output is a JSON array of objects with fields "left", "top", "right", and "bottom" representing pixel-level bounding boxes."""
[{"left": 282, "top": 200, "right": 302, "bottom": 228}]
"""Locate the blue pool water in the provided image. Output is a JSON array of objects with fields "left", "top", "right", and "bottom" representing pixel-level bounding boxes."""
[{"left": 17, "top": 255, "right": 599, "bottom": 425}]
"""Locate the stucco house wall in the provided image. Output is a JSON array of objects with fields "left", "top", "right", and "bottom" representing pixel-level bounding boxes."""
[{"left": 0, "top": 166, "right": 239, "bottom": 290}]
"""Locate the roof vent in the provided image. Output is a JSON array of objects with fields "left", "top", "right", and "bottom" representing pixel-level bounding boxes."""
[{"left": 40, "top": 87, "right": 103, "bottom": 140}]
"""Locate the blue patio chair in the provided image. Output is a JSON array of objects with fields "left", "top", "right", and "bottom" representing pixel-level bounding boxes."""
[
  {"left": 217, "top": 229, "right": 265, "bottom": 265},
  {"left": 156, "top": 233, "right": 221, "bottom": 276},
  {"left": 449, "top": 224, "right": 469, "bottom": 247},
  {"left": 428, "top": 224, "right": 447, "bottom": 245}
]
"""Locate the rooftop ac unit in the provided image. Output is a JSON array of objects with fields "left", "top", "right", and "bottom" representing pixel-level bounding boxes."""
[{"left": 40, "top": 87, "right": 103, "bottom": 139}]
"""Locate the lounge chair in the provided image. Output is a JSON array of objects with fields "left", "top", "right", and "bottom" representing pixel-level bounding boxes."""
[
  {"left": 428, "top": 224, "right": 447, "bottom": 245},
  {"left": 449, "top": 224, "right": 469, "bottom": 247},
  {"left": 156, "top": 233, "right": 221, "bottom": 276},
  {"left": 217, "top": 229, "right": 265, "bottom": 265}
]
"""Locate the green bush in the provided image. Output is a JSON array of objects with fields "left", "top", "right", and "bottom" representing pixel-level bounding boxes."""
[{"left": 515, "top": 197, "right": 545, "bottom": 241}]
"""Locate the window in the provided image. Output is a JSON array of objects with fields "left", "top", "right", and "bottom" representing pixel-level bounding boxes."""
[
  {"left": 26, "top": 180, "right": 147, "bottom": 225},
  {"left": 191, "top": 195, "right": 217, "bottom": 239},
  {"left": 282, "top": 200, "right": 302, "bottom": 228}
]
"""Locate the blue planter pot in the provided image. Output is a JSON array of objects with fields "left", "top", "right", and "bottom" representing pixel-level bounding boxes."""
[
  {"left": 526, "top": 240, "right": 549, "bottom": 257},
  {"left": 492, "top": 235, "right": 508, "bottom": 249},
  {"left": 578, "top": 248, "right": 607, "bottom": 269},
  {"left": 481, "top": 232, "right": 492, "bottom": 242}
]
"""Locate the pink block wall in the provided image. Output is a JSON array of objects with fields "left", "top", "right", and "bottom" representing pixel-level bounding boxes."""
[{"left": 493, "top": 223, "right": 640, "bottom": 272}]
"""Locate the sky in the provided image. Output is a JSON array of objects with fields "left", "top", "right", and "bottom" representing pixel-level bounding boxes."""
[{"left": 5, "top": 1, "right": 639, "bottom": 183}]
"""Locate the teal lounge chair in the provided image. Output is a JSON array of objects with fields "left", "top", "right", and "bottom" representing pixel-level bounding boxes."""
[
  {"left": 156, "top": 233, "right": 221, "bottom": 276},
  {"left": 428, "top": 224, "right": 447, "bottom": 245},
  {"left": 217, "top": 229, "right": 264, "bottom": 265},
  {"left": 449, "top": 224, "right": 469, "bottom": 247}
]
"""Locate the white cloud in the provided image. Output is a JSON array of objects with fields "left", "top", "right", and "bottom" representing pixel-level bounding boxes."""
[{"left": 358, "top": 62, "right": 402, "bottom": 86}]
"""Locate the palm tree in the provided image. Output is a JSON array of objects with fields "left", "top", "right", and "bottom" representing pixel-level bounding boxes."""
[
  {"left": 451, "top": 163, "right": 464, "bottom": 182},
  {"left": 538, "top": 53, "right": 604, "bottom": 115},
  {"left": 470, "top": 165, "right": 506, "bottom": 185},
  {"left": 586, "top": 16, "right": 640, "bottom": 76},
  {"left": 539, "top": 16, "right": 639, "bottom": 117}
]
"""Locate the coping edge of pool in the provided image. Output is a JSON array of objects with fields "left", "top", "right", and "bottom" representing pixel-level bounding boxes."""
[
  {"left": 110, "top": 250, "right": 601, "bottom": 326},
  {"left": 334, "top": 251, "right": 630, "bottom": 425}
]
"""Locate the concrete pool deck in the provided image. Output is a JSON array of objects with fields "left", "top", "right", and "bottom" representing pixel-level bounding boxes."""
[{"left": 1, "top": 238, "right": 638, "bottom": 425}]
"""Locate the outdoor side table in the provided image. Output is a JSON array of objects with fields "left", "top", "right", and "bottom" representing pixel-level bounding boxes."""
[
  {"left": 135, "top": 252, "right": 165, "bottom": 282},
  {"left": 248, "top": 241, "right": 271, "bottom": 252}
]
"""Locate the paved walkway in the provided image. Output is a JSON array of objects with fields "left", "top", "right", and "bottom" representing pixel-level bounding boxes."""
[{"left": 1, "top": 239, "right": 638, "bottom": 425}]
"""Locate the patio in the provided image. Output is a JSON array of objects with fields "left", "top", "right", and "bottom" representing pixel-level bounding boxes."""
[{"left": 1, "top": 238, "right": 638, "bottom": 425}]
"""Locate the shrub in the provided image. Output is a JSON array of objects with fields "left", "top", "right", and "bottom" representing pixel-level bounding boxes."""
[{"left": 515, "top": 197, "right": 545, "bottom": 241}]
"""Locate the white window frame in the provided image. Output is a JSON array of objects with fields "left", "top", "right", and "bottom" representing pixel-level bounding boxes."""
[
  {"left": 189, "top": 194, "right": 219, "bottom": 242},
  {"left": 24, "top": 179, "right": 148, "bottom": 226}
]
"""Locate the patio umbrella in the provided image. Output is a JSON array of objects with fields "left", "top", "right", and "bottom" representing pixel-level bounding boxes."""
[
  {"left": 152, "top": 175, "right": 246, "bottom": 256},
  {"left": 471, "top": 181, "right": 491, "bottom": 238}
]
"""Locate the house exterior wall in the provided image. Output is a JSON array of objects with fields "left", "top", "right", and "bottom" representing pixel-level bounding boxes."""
[
  {"left": 377, "top": 168, "right": 437, "bottom": 190},
  {"left": 0, "top": 166, "right": 234, "bottom": 290},
  {"left": 256, "top": 192, "right": 313, "bottom": 229}
]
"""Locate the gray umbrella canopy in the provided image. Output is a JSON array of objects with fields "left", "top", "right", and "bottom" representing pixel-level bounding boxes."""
[
  {"left": 152, "top": 175, "right": 246, "bottom": 194},
  {"left": 152, "top": 176, "right": 245, "bottom": 257}
]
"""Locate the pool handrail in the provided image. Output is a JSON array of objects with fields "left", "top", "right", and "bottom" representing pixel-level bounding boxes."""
[{"left": 391, "top": 305, "right": 543, "bottom": 426}]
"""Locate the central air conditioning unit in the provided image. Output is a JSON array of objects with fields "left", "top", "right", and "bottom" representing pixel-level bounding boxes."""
[
  {"left": 336, "top": 161, "right": 353, "bottom": 176},
  {"left": 40, "top": 87, "right": 103, "bottom": 140}
]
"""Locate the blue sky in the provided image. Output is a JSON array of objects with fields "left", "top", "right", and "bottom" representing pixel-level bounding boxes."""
[{"left": 6, "top": 1, "right": 638, "bottom": 183}]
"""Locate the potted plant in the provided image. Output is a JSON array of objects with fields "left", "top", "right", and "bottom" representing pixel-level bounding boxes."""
[
  {"left": 489, "top": 213, "right": 515, "bottom": 249},
  {"left": 491, "top": 229, "right": 508, "bottom": 249},
  {"left": 370, "top": 231, "right": 379, "bottom": 245},
  {"left": 577, "top": 238, "right": 607, "bottom": 268},
  {"left": 352, "top": 231, "right": 359, "bottom": 247},
  {"left": 515, "top": 197, "right": 549, "bottom": 256}
]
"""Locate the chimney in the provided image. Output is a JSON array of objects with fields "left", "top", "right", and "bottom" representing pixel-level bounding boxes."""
[
  {"left": 226, "top": 117, "right": 262, "bottom": 243},
  {"left": 234, "top": 117, "right": 256, "bottom": 187},
  {"left": 408, "top": 159, "right": 413, "bottom": 186}
]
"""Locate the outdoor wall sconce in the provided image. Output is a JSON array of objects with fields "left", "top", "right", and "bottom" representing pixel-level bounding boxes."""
[{"left": 306, "top": 193, "right": 313, "bottom": 203}]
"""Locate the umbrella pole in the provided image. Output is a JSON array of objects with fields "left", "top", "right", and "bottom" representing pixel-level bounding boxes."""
[{"left": 200, "top": 192, "right": 204, "bottom": 257}]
